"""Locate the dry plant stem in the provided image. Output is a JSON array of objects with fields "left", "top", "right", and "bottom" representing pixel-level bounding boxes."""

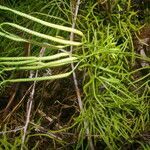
[
  {"left": 70, "top": 1, "right": 94, "bottom": 149},
  {"left": 21, "top": 47, "right": 46, "bottom": 149},
  {"left": 70, "top": 0, "right": 82, "bottom": 116},
  {"left": 37, "top": 109, "right": 53, "bottom": 122},
  {"left": 21, "top": 99, "right": 33, "bottom": 149},
  {"left": 0, "top": 84, "right": 19, "bottom": 122},
  {"left": 0, "top": 127, "right": 24, "bottom": 135},
  {"left": 30, "top": 122, "right": 63, "bottom": 141},
  {"left": 3, "top": 85, "right": 33, "bottom": 122},
  {"left": 3, "top": 83, "right": 19, "bottom": 113}
]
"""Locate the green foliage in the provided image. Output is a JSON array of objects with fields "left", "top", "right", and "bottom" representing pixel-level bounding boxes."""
[
  {"left": 0, "top": 126, "right": 23, "bottom": 150},
  {"left": 0, "top": 135, "right": 22, "bottom": 150},
  {"left": 0, "top": 4, "right": 83, "bottom": 86},
  {"left": 0, "top": 0, "right": 149, "bottom": 149},
  {"left": 74, "top": 1, "right": 150, "bottom": 149}
]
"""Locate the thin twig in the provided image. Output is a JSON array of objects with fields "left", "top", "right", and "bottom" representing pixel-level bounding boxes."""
[
  {"left": 69, "top": 1, "right": 94, "bottom": 149},
  {"left": 21, "top": 47, "right": 46, "bottom": 149},
  {"left": 2, "top": 83, "right": 19, "bottom": 113},
  {"left": 3, "top": 85, "right": 33, "bottom": 122},
  {"left": 70, "top": 0, "right": 82, "bottom": 116},
  {"left": 0, "top": 127, "right": 24, "bottom": 135},
  {"left": 30, "top": 122, "right": 62, "bottom": 141}
]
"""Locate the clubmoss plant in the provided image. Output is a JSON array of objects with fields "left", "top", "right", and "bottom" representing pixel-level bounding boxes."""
[
  {"left": 74, "top": 1, "right": 150, "bottom": 149},
  {"left": 0, "top": 5, "right": 83, "bottom": 87},
  {"left": 0, "top": 0, "right": 149, "bottom": 149}
]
